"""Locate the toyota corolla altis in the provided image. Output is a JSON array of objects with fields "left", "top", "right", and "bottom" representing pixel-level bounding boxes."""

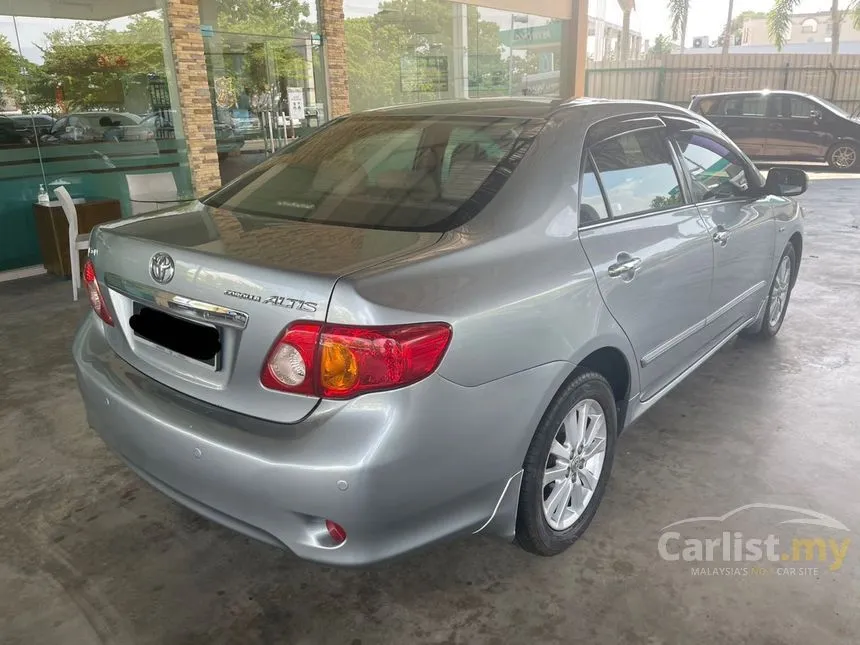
[{"left": 74, "top": 98, "right": 806, "bottom": 565}]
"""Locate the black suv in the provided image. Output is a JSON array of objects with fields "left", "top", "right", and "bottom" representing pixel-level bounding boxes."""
[{"left": 690, "top": 90, "right": 860, "bottom": 170}]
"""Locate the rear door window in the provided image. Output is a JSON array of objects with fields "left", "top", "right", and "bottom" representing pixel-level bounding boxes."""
[
  {"left": 778, "top": 96, "right": 818, "bottom": 119},
  {"left": 589, "top": 128, "right": 684, "bottom": 218},
  {"left": 717, "top": 95, "right": 768, "bottom": 117},
  {"left": 205, "top": 115, "right": 538, "bottom": 232},
  {"left": 579, "top": 157, "right": 610, "bottom": 225}
]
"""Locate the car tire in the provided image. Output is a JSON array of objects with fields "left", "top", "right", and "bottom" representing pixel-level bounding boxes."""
[
  {"left": 516, "top": 371, "right": 617, "bottom": 556},
  {"left": 747, "top": 243, "right": 797, "bottom": 340},
  {"left": 827, "top": 142, "right": 858, "bottom": 171}
]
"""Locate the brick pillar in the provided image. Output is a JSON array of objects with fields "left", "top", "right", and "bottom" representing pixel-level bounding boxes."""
[
  {"left": 165, "top": 0, "right": 221, "bottom": 194},
  {"left": 319, "top": 0, "right": 350, "bottom": 117},
  {"left": 560, "top": 0, "right": 589, "bottom": 98}
]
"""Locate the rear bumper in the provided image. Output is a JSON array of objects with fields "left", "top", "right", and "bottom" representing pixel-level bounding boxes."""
[{"left": 73, "top": 315, "right": 569, "bottom": 565}]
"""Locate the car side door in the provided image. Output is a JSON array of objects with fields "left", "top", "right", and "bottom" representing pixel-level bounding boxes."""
[
  {"left": 706, "top": 94, "right": 769, "bottom": 158},
  {"left": 670, "top": 126, "right": 776, "bottom": 338},
  {"left": 577, "top": 118, "right": 715, "bottom": 401},
  {"left": 767, "top": 94, "right": 833, "bottom": 161}
]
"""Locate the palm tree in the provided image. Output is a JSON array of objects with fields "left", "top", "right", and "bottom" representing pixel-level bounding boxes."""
[
  {"left": 768, "top": 0, "right": 860, "bottom": 56},
  {"left": 667, "top": 0, "right": 689, "bottom": 54},
  {"left": 722, "top": 0, "right": 735, "bottom": 55},
  {"left": 617, "top": 0, "right": 636, "bottom": 61}
]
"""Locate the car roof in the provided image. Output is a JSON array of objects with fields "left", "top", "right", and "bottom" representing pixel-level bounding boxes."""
[
  {"left": 693, "top": 89, "right": 813, "bottom": 100},
  {"left": 361, "top": 97, "right": 689, "bottom": 120}
]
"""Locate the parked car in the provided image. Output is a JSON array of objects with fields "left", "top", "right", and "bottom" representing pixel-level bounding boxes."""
[
  {"left": 8, "top": 114, "right": 55, "bottom": 138},
  {"left": 226, "top": 109, "right": 262, "bottom": 137},
  {"left": 690, "top": 90, "right": 860, "bottom": 170},
  {"left": 141, "top": 111, "right": 244, "bottom": 159},
  {"left": 41, "top": 111, "right": 153, "bottom": 144},
  {"left": 74, "top": 99, "right": 806, "bottom": 565},
  {"left": 0, "top": 116, "right": 31, "bottom": 147}
]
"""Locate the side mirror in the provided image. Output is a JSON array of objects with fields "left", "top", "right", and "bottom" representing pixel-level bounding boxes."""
[
  {"left": 765, "top": 167, "right": 808, "bottom": 197},
  {"left": 810, "top": 109, "right": 823, "bottom": 121}
]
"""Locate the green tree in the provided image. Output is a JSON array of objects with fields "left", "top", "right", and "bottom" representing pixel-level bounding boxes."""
[
  {"left": 31, "top": 14, "right": 167, "bottom": 111},
  {"left": 0, "top": 35, "right": 20, "bottom": 91},
  {"left": 215, "top": 0, "right": 310, "bottom": 34},
  {"left": 667, "top": 0, "right": 689, "bottom": 54},
  {"left": 649, "top": 33, "right": 675, "bottom": 55},
  {"left": 768, "top": 0, "right": 860, "bottom": 55},
  {"left": 344, "top": 0, "right": 507, "bottom": 111}
]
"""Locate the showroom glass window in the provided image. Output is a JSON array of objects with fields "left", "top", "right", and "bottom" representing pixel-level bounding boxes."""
[
  {"left": 340, "top": 0, "right": 562, "bottom": 113},
  {"left": 198, "top": 0, "right": 328, "bottom": 185},
  {"left": 0, "top": 4, "right": 192, "bottom": 274}
]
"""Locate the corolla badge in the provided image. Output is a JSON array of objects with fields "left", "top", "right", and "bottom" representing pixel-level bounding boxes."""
[{"left": 149, "top": 252, "right": 175, "bottom": 284}]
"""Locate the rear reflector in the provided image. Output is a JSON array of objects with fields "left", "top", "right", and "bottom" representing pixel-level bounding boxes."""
[
  {"left": 262, "top": 322, "right": 452, "bottom": 399},
  {"left": 83, "top": 259, "right": 114, "bottom": 326},
  {"left": 325, "top": 520, "right": 347, "bottom": 545}
]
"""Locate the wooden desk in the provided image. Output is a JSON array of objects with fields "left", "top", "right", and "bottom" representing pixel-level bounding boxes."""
[{"left": 32, "top": 199, "right": 122, "bottom": 277}]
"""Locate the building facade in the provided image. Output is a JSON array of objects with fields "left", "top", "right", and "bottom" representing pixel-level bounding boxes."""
[{"left": 741, "top": 12, "right": 860, "bottom": 48}]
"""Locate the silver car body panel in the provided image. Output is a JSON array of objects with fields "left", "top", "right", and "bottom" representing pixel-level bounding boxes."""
[{"left": 73, "top": 98, "right": 803, "bottom": 565}]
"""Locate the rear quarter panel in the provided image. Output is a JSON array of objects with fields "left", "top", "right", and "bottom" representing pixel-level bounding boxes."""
[{"left": 327, "top": 104, "right": 644, "bottom": 399}]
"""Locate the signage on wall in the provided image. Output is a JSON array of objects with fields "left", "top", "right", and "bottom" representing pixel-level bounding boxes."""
[
  {"left": 287, "top": 88, "right": 305, "bottom": 119},
  {"left": 499, "top": 22, "right": 563, "bottom": 48}
]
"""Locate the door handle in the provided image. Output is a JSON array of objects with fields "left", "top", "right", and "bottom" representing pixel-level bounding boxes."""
[
  {"left": 607, "top": 255, "right": 643, "bottom": 279},
  {"left": 713, "top": 230, "right": 730, "bottom": 246}
]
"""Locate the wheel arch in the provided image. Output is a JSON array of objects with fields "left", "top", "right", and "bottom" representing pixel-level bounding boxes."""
[{"left": 544, "top": 339, "right": 637, "bottom": 435}]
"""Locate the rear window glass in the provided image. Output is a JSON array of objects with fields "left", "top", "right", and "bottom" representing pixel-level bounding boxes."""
[{"left": 204, "top": 114, "right": 538, "bottom": 232}]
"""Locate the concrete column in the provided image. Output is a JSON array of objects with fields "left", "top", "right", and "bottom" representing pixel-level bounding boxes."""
[
  {"left": 450, "top": 3, "right": 469, "bottom": 99},
  {"left": 319, "top": 0, "right": 350, "bottom": 117},
  {"left": 560, "top": 0, "right": 588, "bottom": 98},
  {"left": 165, "top": 0, "right": 221, "bottom": 194}
]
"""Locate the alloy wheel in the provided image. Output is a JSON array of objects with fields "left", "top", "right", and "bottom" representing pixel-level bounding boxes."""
[
  {"left": 542, "top": 398, "right": 608, "bottom": 531},
  {"left": 831, "top": 145, "right": 857, "bottom": 169},
  {"left": 768, "top": 255, "right": 792, "bottom": 328}
]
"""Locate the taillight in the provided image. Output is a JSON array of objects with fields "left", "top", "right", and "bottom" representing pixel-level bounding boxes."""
[
  {"left": 260, "top": 322, "right": 319, "bottom": 395},
  {"left": 83, "top": 259, "right": 114, "bottom": 326},
  {"left": 261, "top": 322, "right": 452, "bottom": 399}
]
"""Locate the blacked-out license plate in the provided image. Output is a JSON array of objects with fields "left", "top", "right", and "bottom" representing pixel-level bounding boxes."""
[{"left": 130, "top": 304, "right": 221, "bottom": 368}]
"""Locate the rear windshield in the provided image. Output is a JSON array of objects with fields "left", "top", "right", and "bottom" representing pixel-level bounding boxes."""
[{"left": 204, "top": 114, "right": 540, "bottom": 232}]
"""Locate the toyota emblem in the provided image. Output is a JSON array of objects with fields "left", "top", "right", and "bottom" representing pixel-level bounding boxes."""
[{"left": 149, "top": 252, "right": 175, "bottom": 284}]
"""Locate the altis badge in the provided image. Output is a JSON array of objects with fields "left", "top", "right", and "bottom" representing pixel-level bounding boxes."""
[{"left": 224, "top": 289, "right": 319, "bottom": 313}]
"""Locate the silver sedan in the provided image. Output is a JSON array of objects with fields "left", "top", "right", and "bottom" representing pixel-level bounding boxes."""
[{"left": 74, "top": 98, "right": 806, "bottom": 565}]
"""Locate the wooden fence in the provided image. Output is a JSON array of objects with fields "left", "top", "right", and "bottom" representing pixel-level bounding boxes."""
[{"left": 584, "top": 53, "right": 860, "bottom": 111}]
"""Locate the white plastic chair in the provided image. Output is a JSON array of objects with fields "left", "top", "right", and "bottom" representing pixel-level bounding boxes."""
[
  {"left": 54, "top": 186, "right": 88, "bottom": 301},
  {"left": 126, "top": 172, "right": 179, "bottom": 215}
]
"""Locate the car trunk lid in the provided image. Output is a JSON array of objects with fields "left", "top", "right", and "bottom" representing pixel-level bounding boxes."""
[{"left": 91, "top": 204, "right": 441, "bottom": 423}]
